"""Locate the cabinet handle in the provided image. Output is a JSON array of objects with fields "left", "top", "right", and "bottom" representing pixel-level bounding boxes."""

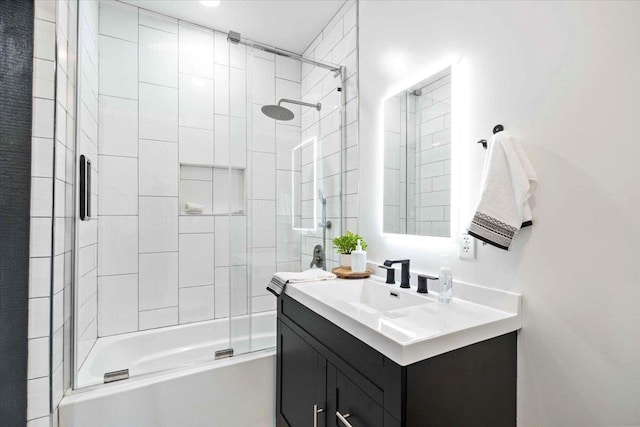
[
  {"left": 336, "top": 411, "right": 353, "bottom": 427},
  {"left": 313, "top": 404, "right": 324, "bottom": 427}
]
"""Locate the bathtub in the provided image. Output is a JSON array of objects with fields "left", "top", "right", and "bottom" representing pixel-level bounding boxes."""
[{"left": 59, "top": 312, "right": 276, "bottom": 427}]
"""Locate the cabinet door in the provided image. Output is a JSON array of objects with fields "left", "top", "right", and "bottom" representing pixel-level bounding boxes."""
[
  {"left": 327, "top": 363, "right": 384, "bottom": 427},
  {"left": 278, "top": 321, "right": 327, "bottom": 427}
]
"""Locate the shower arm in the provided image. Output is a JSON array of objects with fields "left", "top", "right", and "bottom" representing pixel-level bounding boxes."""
[{"left": 278, "top": 99, "right": 321, "bottom": 111}]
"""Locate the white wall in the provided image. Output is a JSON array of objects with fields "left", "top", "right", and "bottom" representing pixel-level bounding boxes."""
[{"left": 359, "top": 1, "right": 640, "bottom": 425}]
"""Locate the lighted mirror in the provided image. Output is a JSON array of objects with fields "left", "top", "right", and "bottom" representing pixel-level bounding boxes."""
[
  {"left": 383, "top": 67, "right": 452, "bottom": 237},
  {"left": 292, "top": 137, "right": 317, "bottom": 231}
]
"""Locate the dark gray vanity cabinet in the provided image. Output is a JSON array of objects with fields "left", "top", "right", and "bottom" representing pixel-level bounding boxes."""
[{"left": 276, "top": 294, "right": 517, "bottom": 427}]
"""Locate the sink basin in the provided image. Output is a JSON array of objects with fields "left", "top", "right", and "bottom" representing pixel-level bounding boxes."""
[
  {"left": 284, "top": 275, "right": 522, "bottom": 366},
  {"left": 296, "top": 278, "right": 435, "bottom": 314}
]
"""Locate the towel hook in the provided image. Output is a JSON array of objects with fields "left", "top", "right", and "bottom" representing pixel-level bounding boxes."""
[{"left": 477, "top": 124, "right": 505, "bottom": 149}]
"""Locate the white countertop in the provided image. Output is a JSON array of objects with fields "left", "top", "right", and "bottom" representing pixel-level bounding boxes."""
[{"left": 284, "top": 275, "right": 521, "bottom": 366}]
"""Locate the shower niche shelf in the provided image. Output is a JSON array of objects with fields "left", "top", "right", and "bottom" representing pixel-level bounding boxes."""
[{"left": 179, "top": 164, "right": 245, "bottom": 216}]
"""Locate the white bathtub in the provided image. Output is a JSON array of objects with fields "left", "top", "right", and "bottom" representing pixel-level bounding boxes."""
[{"left": 59, "top": 312, "right": 276, "bottom": 427}]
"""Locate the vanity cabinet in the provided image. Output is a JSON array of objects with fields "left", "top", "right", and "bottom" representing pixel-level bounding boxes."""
[{"left": 276, "top": 294, "right": 516, "bottom": 427}]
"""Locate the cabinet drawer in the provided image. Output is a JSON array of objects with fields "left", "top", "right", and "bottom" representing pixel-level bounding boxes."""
[{"left": 280, "top": 294, "right": 385, "bottom": 389}]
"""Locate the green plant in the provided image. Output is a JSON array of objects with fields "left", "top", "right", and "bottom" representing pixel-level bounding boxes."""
[{"left": 333, "top": 231, "right": 367, "bottom": 255}]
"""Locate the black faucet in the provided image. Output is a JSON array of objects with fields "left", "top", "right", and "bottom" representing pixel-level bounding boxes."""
[{"left": 383, "top": 259, "right": 411, "bottom": 288}]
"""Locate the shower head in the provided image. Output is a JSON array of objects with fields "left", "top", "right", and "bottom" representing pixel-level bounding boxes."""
[
  {"left": 261, "top": 104, "right": 295, "bottom": 121},
  {"left": 261, "top": 98, "right": 321, "bottom": 121},
  {"left": 318, "top": 189, "right": 326, "bottom": 205}
]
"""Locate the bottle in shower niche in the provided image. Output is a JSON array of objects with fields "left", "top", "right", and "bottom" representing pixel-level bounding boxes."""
[{"left": 438, "top": 255, "right": 453, "bottom": 304}]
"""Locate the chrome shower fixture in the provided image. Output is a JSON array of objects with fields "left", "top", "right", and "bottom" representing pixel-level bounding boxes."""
[{"left": 261, "top": 99, "right": 321, "bottom": 121}]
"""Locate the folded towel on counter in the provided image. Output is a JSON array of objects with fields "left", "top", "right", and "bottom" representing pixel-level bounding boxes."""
[
  {"left": 266, "top": 269, "right": 337, "bottom": 297},
  {"left": 468, "top": 131, "right": 537, "bottom": 251}
]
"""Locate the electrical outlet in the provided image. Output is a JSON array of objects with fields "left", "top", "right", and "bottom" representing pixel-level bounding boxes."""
[{"left": 459, "top": 233, "right": 476, "bottom": 260}]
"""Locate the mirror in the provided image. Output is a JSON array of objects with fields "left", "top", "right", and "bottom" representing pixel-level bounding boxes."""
[{"left": 383, "top": 67, "right": 452, "bottom": 237}]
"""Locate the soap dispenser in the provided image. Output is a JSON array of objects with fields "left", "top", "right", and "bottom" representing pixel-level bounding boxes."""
[
  {"left": 438, "top": 255, "right": 453, "bottom": 304},
  {"left": 351, "top": 239, "right": 367, "bottom": 273}
]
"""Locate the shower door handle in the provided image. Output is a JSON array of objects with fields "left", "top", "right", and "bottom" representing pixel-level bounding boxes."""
[
  {"left": 336, "top": 411, "right": 353, "bottom": 427},
  {"left": 313, "top": 404, "right": 324, "bottom": 427},
  {"left": 79, "top": 155, "right": 91, "bottom": 221}
]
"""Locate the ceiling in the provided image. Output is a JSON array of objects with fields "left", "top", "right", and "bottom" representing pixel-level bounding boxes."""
[{"left": 121, "top": 0, "right": 346, "bottom": 54}]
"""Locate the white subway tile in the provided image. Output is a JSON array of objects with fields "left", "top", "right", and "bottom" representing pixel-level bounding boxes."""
[
  {"left": 28, "top": 337, "right": 49, "bottom": 379},
  {"left": 32, "top": 98, "right": 55, "bottom": 138},
  {"left": 214, "top": 267, "right": 229, "bottom": 319},
  {"left": 98, "top": 274, "right": 138, "bottom": 335},
  {"left": 229, "top": 68, "right": 246, "bottom": 118},
  {"left": 30, "top": 217, "right": 52, "bottom": 258},
  {"left": 214, "top": 216, "right": 229, "bottom": 267},
  {"left": 179, "top": 286, "right": 214, "bottom": 323},
  {"left": 139, "top": 140, "right": 178, "bottom": 196},
  {"left": 139, "top": 252, "right": 178, "bottom": 310},
  {"left": 30, "top": 177, "right": 52, "bottom": 218},
  {"left": 179, "top": 234, "right": 214, "bottom": 287},
  {"left": 99, "top": 1, "right": 138, "bottom": 42},
  {"left": 214, "top": 31, "right": 228, "bottom": 66},
  {"left": 252, "top": 200, "right": 276, "bottom": 248},
  {"left": 139, "top": 26, "right": 178, "bottom": 87},
  {"left": 251, "top": 105, "right": 276, "bottom": 153},
  {"left": 252, "top": 295, "right": 276, "bottom": 313},
  {"left": 179, "top": 23, "right": 214, "bottom": 78},
  {"left": 230, "top": 117, "right": 247, "bottom": 168},
  {"left": 99, "top": 95, "right": 138, "bottom": 157},
  {"left": 229, "top": 216, "right": 247, "bottom": 265},
  {"left": 275, "top": 56, "right": 301, "bottom": 82},
  {"left": 275, "top": 124, "right": 300, "bottom": 170},
  {"left": 214, "top": 114, "right": 229, "bottom": 166},
  {"left": 214, "top": 64, "right": 229, "bottom": 115},
  {"left": 252, "top": 57, "right": 275, "bottom": 105},
  {"left": 229, "top": 42, "right": 245, "bottom": 70},
  {"left": 139, "top": 197, "right": 178, "bottom": 252},
  {"left": 34, "top": 20, "right": 55, "bottom": 61},
  {"left": 179, "top": 127, "right": 214, "bottom": 165},
  {"left": 98, "top": 155, "right": 138, "bottom": 215},
  {"left": 139, "top": 9, "right": 177, "bottom": 34},
  {"left": 31, "top": 137, "right": 53, "bottom": 178},
  {"left": 179, "top": 74, "right": 214, "bottom": 130},
  {"left": 28, "top": 297, "right": 50, "bottom": 339},
  {"left": 179, "top": 215, "right": 215, "bottom": 234},
  {"left": 27, "top": 376, "right": 49, "bottom": 420},
  {"left": 252, "top": 152, "right": 275, "bottom": 199},
  {"left": 332, "top": 26, "right": 357, "bottom": 64},
  {"left": 99, "top": 35, "right": 137, "bottom": 99},
  {"left": 250, "top": 248, "right": 276, "bottom": 297},
  {"left": 98, "top": 215, "right": 138, "bottom": 274},
  {"left": 139, "top": 307, "right": 178, "bottom": 330},
  {"left": 139, "top": 83, "right": 178, "bottom": 142},
  {"left": 35, "top": 0, "right": 56, "bottom": 22},
  {"left": 29, "top": 257, "right": 50, "bottom": 299},
  {"left": 27, "top": 416, "right": 50, "bottom": 427},
  {"left": 33, "top": 58, "right": 55, "bottom": 99},
  {"left": 181, "top": 165, "right": 213, "bottom": 180}
]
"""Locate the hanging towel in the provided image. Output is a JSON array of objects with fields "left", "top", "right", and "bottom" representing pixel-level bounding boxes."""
[
  {"left": 266, "top": 269, "right": 337, "bottom": 297},
  {"left": 468, "top": 131, "right": 537, "bottom": 250}
]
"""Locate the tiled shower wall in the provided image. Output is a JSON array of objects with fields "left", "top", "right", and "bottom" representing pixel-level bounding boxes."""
[
  {"left": 92, "top": 1, "right": 304, "bottom": 337},
  {"left": 28, "top": 0, "right": 78, "bottom": 424},
  {"left": 300, "top": 0, "right": 359, "bottom": 268}
]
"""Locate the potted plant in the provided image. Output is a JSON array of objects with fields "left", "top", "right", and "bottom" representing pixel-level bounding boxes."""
[{"left": 333, "top": 231, "right": 367, "bottom": 268}]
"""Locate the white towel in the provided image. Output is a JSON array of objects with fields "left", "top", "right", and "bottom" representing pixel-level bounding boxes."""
[
  {"left": 185, "top": 202, "right": 204, "bottom": 214},
  {"left": 266, "top": 269, "right": 337, "bottom": 297},
  {"left": 468, "top": 131, "right": 537, "bottom": 250}
]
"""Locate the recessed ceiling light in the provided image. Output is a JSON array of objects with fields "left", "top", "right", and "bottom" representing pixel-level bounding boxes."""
[{"left": 200, "top": 0, "right": 221, "bottom": 7}]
